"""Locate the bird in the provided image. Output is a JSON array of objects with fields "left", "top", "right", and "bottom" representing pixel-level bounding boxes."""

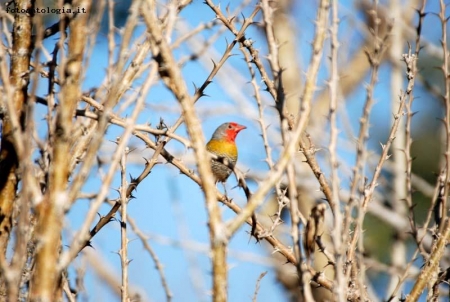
[
  {"left": 206, "top": 122, "right": 246, "bottom": 184},
  {"left": 206, "top": 122, "right": 258, "bottom": 239}
]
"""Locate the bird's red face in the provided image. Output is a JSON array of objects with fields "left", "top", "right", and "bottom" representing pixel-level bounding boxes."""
[{"left": 224, "top": 122, "right": 246, "bottom": 142}]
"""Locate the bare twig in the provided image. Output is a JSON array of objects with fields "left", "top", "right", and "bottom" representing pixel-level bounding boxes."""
[
  {"left": 438, "top": 0, "right": 450, "bottom": 233},
  {"left": 328, "top": 0, "right": 345, "bottom": 300},
  {"left": 251, "top": 271, "right": 267, "bottom": 302},
  {"left": 347, "top": 48, "right": 418, "bottom": 300},
  {"left": 407, "top": 218, "right": 450, "bottom": 301},
  {"left": 119, "top": 146, "right": 129, "bottom": 302},
  {"left": 227, "top": 0, "right": 329, "bottom": 241},
  {"left": 58, "top": 59, "right": 155, "bottom": 273}
]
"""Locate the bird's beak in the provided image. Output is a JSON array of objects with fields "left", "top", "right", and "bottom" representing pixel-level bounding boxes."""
[{"left": 235, "top": 124, "right": 247, "bottom": 132}]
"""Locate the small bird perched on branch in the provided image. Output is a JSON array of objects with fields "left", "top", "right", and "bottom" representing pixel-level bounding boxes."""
[
  {"left": 206, "top": 122, "right": 246, "bottom": 183},
  {"left": 206, "top": 122, "right": 258, "bottom": 239}
]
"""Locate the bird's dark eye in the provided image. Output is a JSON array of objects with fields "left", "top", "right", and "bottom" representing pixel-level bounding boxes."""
[{"left": 228, "top": 125, "right": 232, "bottom": 129}]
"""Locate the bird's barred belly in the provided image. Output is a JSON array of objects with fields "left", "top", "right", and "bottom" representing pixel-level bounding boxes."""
[{"left": 210, "top": 159, "right": 233, "bottom": 182}]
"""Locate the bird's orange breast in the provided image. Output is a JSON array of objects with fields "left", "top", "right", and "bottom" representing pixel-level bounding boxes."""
[{"left": 206, "top": 139, "right": 238, "bottom": 160}]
